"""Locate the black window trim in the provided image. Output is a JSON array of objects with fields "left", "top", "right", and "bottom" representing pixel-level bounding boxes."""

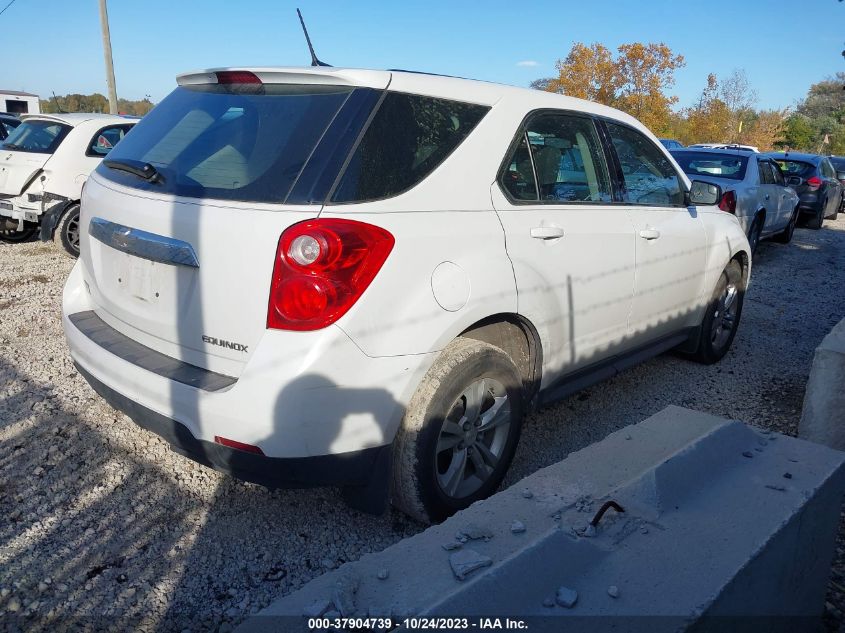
[
  {"left": 496, "top": 108, "right": 621, "bottom": 207},
  {"left": 597, "top": 116, "right": 688, "bottom": 209},
  {"left": 85, "top": 123, "right": 136, "bottom": 158},
  {"left": 325, "top": 90, "right": 492, "bottom": 206}
]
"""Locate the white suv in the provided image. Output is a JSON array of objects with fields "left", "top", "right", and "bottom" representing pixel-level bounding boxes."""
[{"left": 62, "top": 67, "right": 750, "bottom": 523}]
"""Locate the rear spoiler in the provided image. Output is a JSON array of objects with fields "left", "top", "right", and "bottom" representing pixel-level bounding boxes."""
[{"left": 176, "top": 67, "right": 391, "bottom": 90}]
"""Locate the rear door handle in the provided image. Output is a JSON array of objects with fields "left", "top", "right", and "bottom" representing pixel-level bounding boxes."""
[
  {"left": 638, "top": 229, "right": 661, "bottom": 240},
  {"left": 530, "top": 226, "right": 565, "bottom": 240}
]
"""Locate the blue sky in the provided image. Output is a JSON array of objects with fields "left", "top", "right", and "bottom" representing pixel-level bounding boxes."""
[{"left": 2, "top": 0, "right": 843, "bottom": 111}]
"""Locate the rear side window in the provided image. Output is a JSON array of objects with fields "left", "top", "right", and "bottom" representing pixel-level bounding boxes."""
[
  {"left": 769, "top": 162, "right": 785, "bottom": 186},
  {"left": 331, "top": 93, "right": 488, "bottom": 203},
  {"left": 97, "top": 84, "right": 360, "bottom": 203},
  {"left": 87, "top": 124, "right": 133, "bottom": 157},
  {"left": 1, "top": 119, "right": 72, "bottom": 154},
  {"left": 500, "top": 134, "right": 537, "bottom": 200},
  {"left": 758, "top": 161, "right": 774, "bottom": 184},
  {"left": 500, "top": 112, "right": 611, "bottom": 203},
  {"left": 606, "top": 122, "right": 684, "bottom": 206}
]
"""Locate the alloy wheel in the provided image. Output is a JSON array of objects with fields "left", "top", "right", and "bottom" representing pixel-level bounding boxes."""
[
  {"left": 435, "top": 377, "right": 511, "bottom": 500},
  {"left": 710, "top": 282, "right": 739, "bottom": 350},
  {"left": 66, "top": 212, "right": 80, "bottom": 253}
]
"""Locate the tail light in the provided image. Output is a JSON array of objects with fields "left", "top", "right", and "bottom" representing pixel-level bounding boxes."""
[
  {"left": 267, "top": 218, "right": 395, "bottom": 331},
  {"left": 806, "top": 176, "right": 822, "bottom": 191},
  {"left": 718, "top": 190, "right": 737, "bottom": 214},
  {"left": 215, "top": 70, "right": 262, "bottom": 85}
]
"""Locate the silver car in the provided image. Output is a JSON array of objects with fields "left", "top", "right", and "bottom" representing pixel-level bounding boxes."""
[{"left": 671, "top": 148, "right": 799, "bottom": 253}]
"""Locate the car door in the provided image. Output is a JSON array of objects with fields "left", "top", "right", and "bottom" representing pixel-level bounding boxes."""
[
  {"left": 491, "top": 111, "right": 636, "bottom": 380},
  {"left": 755, "top": 158, "right": 779, "bottom": 233},
  {"left": 820, "top": 158, "right": 842, "bottom": 216},
  {"left": 768, "top": 160, "right": 795, "bottom": 229},
  {"left": 602, "top": 120, "right": 707, "bottom": 342}
]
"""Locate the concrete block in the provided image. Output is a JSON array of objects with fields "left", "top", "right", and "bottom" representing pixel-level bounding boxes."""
[
  {"left": 800, "top": 317, "right": 845, "bottom": 450},
  {"left": 237, "top": 406, "right": 845, "bottom": 632}
]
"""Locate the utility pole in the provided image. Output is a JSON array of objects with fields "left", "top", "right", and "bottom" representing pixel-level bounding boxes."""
[{"left": 98, "top": 0, "right": 118, "bottom": 114}]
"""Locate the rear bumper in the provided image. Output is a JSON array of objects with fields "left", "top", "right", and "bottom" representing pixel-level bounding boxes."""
[
  {"left": 75, "top": 361, "right": 388, "bottom": 488},
  {"left": 62, "top": 261, "right": 435, "bottom": 463},
  {"left": 0, "top": 195, "right": 40, "bottom": 222}
]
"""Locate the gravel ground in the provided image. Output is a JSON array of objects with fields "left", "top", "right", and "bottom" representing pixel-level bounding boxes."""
[{"left": 1, "top": 215, "right": 844, "bottom": 631}]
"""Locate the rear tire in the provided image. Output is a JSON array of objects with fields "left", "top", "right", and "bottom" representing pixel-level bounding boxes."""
[
  {"left": 392, "top": 338, "right": 524, "bottom": 524},
  {"left": 56, "top": 204, "right": 81, "bottom": 258},
  {"left": 773, "top": 207, "right": 798, "bottom": 244},
  {"left": 807, "top": 203, "right": 824, "bottom": 230},
  {"left": 747, "top": 215, "right": 763, "bottom": 254},
  {"left": 689, "top": 261, "right": 745, "bottom": 365}
]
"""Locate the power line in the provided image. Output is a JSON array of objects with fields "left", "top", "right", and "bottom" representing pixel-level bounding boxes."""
[{"left": 0, "top": 0, "right": 19, "bottom": 18}]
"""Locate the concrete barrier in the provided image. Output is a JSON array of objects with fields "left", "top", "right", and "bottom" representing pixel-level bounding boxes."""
[
  {"left": 238, "top": 406, "right": 845, "bottom": 632},
  {"left": 800, "top": 317, "right": 845, "bottom": 450}
]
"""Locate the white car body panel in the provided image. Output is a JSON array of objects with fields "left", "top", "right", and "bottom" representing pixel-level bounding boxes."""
[{"left": 62, "top": 66, "right": 751, "bottom": 470}]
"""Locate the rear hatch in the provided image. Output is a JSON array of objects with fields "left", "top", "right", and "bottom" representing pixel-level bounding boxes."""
[
  {"left": 0, "top": 118, "right": 72, "bottom": 196},
  {"left": 79, "top": 69, "right": 388, "bottom": 377}
]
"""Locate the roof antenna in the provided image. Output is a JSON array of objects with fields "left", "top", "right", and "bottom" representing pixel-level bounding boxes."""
[
  {"left": 51, "top": 91, "right": 66, "bottom": 114},
  {"left": 297, "top": 8, "right": 331, "bottom": 67}
]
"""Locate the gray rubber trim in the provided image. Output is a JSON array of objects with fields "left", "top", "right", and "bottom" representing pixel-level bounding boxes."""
[{"left": 68, "top": 310, "right": 236, "bottom": 391}]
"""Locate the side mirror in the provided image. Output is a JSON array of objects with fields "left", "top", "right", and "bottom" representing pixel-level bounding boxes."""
[{"left": 687, "top": 180, "right": 721, "bottom": 206}]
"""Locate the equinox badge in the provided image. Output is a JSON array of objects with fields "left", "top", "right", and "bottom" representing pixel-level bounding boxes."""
[{"left": 202, "top": 335, "right": 248, "bottom": 353}]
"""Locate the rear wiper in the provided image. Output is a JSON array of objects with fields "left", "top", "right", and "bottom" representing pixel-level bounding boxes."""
[
  {"left": 2, "top": 143, "right": 22, "bottom": 151},
  {"left": 103, "top": 158, "right": 162, "bottom": 183}
]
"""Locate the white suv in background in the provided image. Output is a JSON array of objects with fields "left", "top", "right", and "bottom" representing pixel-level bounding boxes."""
[
  {"left": 0, "top": 113, "right": 136, "bottom": 255},
  {"left": 62, "top": 67, "right": 750, "bottom": 523}
]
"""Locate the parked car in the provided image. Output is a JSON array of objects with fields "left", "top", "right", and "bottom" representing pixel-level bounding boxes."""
[
  {"left": 0, "top": 113, "right": 20, "bottom": 140},
  {"left": 670, "top": 148, "right": 799, "bottom": 252},
  {"left": 829, "top": 155, "right": 845, "bottom": 211},
  {"left": 660, "top": 138, "right": 684, "bottom": 150},
  {"left": 62, "top": 67, "right": 750, "bottom": 523},
  {"left": 0, "top": 113, "right": 136, "bottom": 255},
  {"left": 767, "top": 152, "right": 842, "bottom": 229},
  {"left": 688, "top": 143, "right": 759, "bottom": 153}
]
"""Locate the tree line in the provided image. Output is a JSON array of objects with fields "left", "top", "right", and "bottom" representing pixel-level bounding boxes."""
[
  {"left": 532, "top": 42, "right": 844, "bottom": 154},
  {"left": 39, "top": 93, "right": 154, "bottom": 117}
]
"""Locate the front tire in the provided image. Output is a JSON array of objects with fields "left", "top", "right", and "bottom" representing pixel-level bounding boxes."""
[
  {"left": 0, "top": 224, "right": 37, "bottom": 243},
  {"left": 56, "top": 204, "right": 81, "bottom": 258},
  {"left": 392, "top": 338, "right": 524, "bottom": 524},
  {"left": 689, "top": 260, "right": 745, "bottom": 365}
]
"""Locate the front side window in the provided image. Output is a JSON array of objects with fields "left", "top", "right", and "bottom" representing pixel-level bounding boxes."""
[
  {"left": 499, "top": 112, "right": 612, "bottom": 203},
  {"left": 606, "top": 122, "right": 684, "bottom": 206},
  {"left": 1, "top": 119, "right": 72, "bottom": 154},
  {"left": 331, "top": 92, "right": 489, "bottom": 203}
]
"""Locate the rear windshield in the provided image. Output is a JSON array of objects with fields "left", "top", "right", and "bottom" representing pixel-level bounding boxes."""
[
  {"left": 774, "top": 160, "right": 813, "bottom": 177},
  {"left": 1, "top": 119, "right": 72, "bottom": 154},
  {"left": 331, "top": 92, "right": 489, "bottom": 203},
  {"left": 97, "top": 84, "right": 361, "bottom": 203},
  {"left": 671, "top": 151, "right": 748, "bottom": 180}
]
